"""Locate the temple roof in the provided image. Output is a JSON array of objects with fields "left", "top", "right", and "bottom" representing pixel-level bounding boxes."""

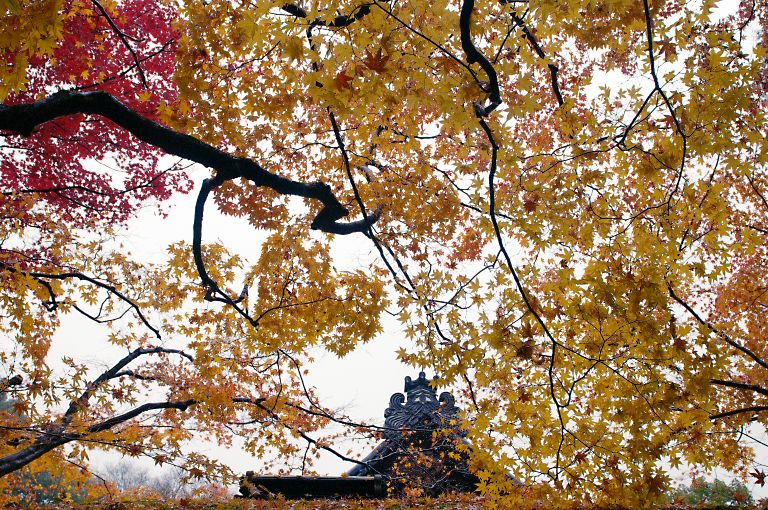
[
  {"left": 347, "top": 372, "right": 477, "bottom": 495},
  {"left": 241, "top": 373, "right": 478, "bottom": 498}
]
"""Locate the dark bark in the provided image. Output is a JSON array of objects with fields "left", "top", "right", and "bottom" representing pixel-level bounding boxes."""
[
  {"left": 281, "top": 2, "right": 372, "bottom": 28},
  {"left": 510, "top": 13, "right": 565, "bottom": 107},
  {"left": 710, "top": 406, "right": 768, "bottom": 420},
  {"left": 0, "top": 435, "right": 72, "bottom": 478},
  {"left": 0, "top": 400, "right": 195, "bottom": 477},
  {"left": 0, "top": 90, "right": 380, "bottom": 236},
  {"left": 0, "top": 262, "right": 161, "bottom": 339},
  {"left": 0, "top": 346, "right": 194, "bottom": 477},
  {"left": 668, "top": 283, "right": 768, "bottom": 371},
  {"left": 459, "top": 0, "right": 501, "bottom": 116},
  {"left": 711, "top": 379, "right": 768, "bottom": 398}
]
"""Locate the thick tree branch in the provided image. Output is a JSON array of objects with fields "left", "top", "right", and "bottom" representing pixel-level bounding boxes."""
[
  {"left": 710, "top": 406, "right": 768, "bottom": 421},
  {"left": 0, "top": 398, "right": 195, "bottom": 477},
  {"left": 192, "top": 177, "right": 278, "bottom": 327},
  {"left": 61, "top": 346, "right": 194, "bottom": 429},
  {"left": 0, "top": 90, "right": 380, "bottom": 237},
  {"left": 87, "top": 399, "right": 195, "bottom": 434},
  {"left": 711, "top": 379, "right": 768, "bottom": 399},
  {"left": 192, "top": 175, "right": 225, "bottom": 293},
  {"left": 0, "top": 434, "right": 71, "bottom": 478},
  {"left": 459, "top": 0, "right": 502, "bottom": 116},
  {"left": 0, "top": 345, "right": 197, "bottom": 477}
]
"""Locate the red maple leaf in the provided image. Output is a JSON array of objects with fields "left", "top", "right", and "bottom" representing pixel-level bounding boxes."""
[
  {"left": 334, "top": 67, "right": 354, "bottom": 90},
  {"left": 363, "top": 47, "right": 390, "bottom": 73}
]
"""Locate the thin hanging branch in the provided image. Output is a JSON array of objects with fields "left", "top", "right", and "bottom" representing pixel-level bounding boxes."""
[
  {"left": 509, "top": 11, "right": 565, "bottom": 107},
  {"left": 0, "top": 262, "right": 161, "bottom": 339},
  {"left": 90, "top": 0, "right": 148, "bottom": 88},
  {"left": 668, "top": 283, "right": 768, "bottom": 371},
  {"left": 641, "top": 0, "right": 688, "bottom": 204},
  {"left": 459, "top": 5, "right": 568, "bottom": 475}
]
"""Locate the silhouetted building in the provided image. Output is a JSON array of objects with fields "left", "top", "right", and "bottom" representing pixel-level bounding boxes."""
[{"left": 240, "top": 372, "right": 478, "bottom": 498}]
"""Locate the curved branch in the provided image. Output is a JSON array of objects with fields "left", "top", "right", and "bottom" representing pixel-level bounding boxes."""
[
  {"left": 0, "top": 345, "right": 196, "bottom": 477},
  {"left": 0, "top": 400, "right": 194, "bottom": 477},
  {"left": 0, "top": 262, "right": 160, "bottom": 338},
  {"left": 192, "top": 177, "right": 265, "bottom": 327},
  {"left": 61, "top": 346, "right": 194, "bottom": 429},
  {"left": 87, "top": 399, "right": 195, "bottom": 434},
  {"left": 0, "top": 90, "right": 380, "bottom": 236},
  {"left": 479, "top": 115, "right": 566, "bottom": 480},
  {"left": 192, "top": 176, "right": 222, "bottom": 291},
  {"left": 459, "top": 0, "right": 502, "bottom": 116}
]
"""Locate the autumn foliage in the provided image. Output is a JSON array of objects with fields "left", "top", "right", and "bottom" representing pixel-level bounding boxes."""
[{"left": 2, "top": 0, "right": 768, "bottom": 506}]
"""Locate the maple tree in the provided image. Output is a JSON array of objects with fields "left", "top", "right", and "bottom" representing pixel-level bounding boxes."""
[{"left": 2, "top": 0, "right": 768, "bottom": 506}]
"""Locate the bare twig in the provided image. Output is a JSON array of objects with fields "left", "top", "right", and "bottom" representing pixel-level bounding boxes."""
[
  {"left": 509, "top": 12, "right": 564, "bottom": 106},
  {"left": 90, "top": 0, "right": 148, "bottom": 88},
  {"left": 667, "top": 283, "right": 768, "bottom": 371},
  {"left": 0, "top": 262, "right": 161, "bottom": 339}
]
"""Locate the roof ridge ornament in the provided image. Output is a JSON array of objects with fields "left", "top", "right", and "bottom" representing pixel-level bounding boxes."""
[
  {"left": 403, "top": 371, "right": 432, "bottom": 392},
  {"left": 383, "top": 372, "right": 461, "bottom": 440}
]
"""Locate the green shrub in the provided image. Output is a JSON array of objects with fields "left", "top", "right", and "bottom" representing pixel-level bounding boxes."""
[{"left": 668, "top": 477, "right": 753, "bottom": 508}]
